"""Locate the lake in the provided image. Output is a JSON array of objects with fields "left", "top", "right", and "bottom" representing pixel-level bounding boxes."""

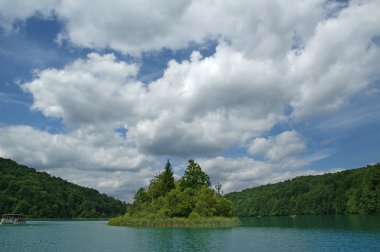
[{"left": 1, "top": 215, "right": 379, "bottom": 251}]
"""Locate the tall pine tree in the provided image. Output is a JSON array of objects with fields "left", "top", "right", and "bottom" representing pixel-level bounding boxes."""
[
  {"left": 180, "top": 160, "right": 211, "bottom": 190},
  {"left": 148, "top": 160, "right": 175, "bottom": 199},
  {"left": 162, "top": 160, "right": 175, "bottom": 194}
]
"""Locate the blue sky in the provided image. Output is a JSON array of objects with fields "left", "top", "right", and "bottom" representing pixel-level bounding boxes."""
[{"left": 0, "top": 0, "right": 379, "bottom": 201}]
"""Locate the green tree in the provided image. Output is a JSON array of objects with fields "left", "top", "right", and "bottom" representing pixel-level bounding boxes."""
[
  {"left": 162, "top": 186, "right": 195, "bottom": 217},
  {"left": 216, "top": 197, "right": 234, "bottom": 217},
  {"left": 134, "top": 187, "right": 149, "bottom": 204},
  {"left": 180, "top": 160, "right": 211, "bottom": 190},
  {"left": 193, "top": 187, "right": 217, "bottom": 217},
  {"left": 162, "top": 160, "right": 175, "bottom": 194},
  {"left": 147, "top": 160, "right": 175, "bottom": 200}
]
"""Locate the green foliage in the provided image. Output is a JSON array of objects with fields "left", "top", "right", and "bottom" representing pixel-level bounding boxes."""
[
  {"left": 111, "top": 159, "right": 235, "bottom": 226},
  {"left": 162, "top": 186, "right": 192, "bottom": 217},
  {"left": 179, "top": 160, "right": 211, "bottom": 190},
  {"left": 162, "top": 160, "right": 176, "bottom": 193},
  {"left": 146, "top": 160, "right": 175, "bottom": 200},
  {"left": 134, "top": 187, "right": 149, "bottom": 205},
  {"left": 193, "top": 187, "right": 217, "bottom": 217},
  {"left": 226, "top": 163, "right": 380, "bottom": 217},
  {"left": 0, "top": 157, "right": 126, "bottom": 218}
]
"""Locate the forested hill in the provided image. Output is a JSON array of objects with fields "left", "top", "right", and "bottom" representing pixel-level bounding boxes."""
[
  {"left": 226, "top": 163, "right": 380, "bottom": 217},
  {"left": 0, "top": 157, "right": 126, "bottom": 218}
]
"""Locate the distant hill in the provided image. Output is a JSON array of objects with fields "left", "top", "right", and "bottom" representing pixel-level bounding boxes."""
[
  {"left": 226, "top": 163, "right": 380, "bottom": 217},
  {"left": 0, "top": 157, "right": 126, "bottom": 218}
]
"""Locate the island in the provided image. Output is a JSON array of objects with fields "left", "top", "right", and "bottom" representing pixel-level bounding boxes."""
[{"left": 108, "top": 160, "right": 240, "bottom": 227}]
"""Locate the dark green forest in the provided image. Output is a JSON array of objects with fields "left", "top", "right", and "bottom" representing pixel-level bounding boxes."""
[
  {"left": 226, "top": 163, "right": 380, "bottom": 217},
  {"left": 0, "top": 157, "right": 126, "bottom": 218}
]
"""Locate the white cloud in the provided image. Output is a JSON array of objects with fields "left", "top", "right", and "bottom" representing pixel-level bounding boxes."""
[
  {"left": 130, "top": 45, "right": 289, "bottom": 155},
  {"left": 201, "top": 156, "right": 322, "bottom": 193},
  {"left": 0, "top": 0, "right": 59, "bottom": 32},
  {"left": 22, "top": 53, "right": 144, "bottom": 127},
  {"left": 54, "top": 0, "right": 197, "bottom": 54},
  {"left": 0, "top": 0, "right": 326, "bottom": 55},
  {"left": 0, "top": 125, "right": 157, "bottom": 171},
  {"left": 196, "top": 131, "right": 320, "bottom": 193},
  {"left": 249, "top": 131, "right": 306, "bottom": 161},
  {"left": 49, "top": 168, "right": 153, "bottom": 202},
  {"left": 289, "top": 0, "right": 380, "bottom": 117},
  {"left": 0, "top": 125, "right": 158, "bottom": 201},
  {"left": 51, "top": 0, "right": 328, "bottom": 57},
  {"left": 22, "top": 47, "right": 290, "bottom": 157},
  {"left": 6, "top": 1, "right": 380, "bottom": 122}
]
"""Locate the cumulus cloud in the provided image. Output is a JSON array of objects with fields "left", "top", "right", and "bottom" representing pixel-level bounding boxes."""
[
  {"left": 22, "top": 53, "right": 144, "bottom": 127},
  {"left": 54, "top": 0, "right": 197, "bottom": 54},
  {"left": 0, "top": 125, "right": 157, "bottom": 171},
  {"left": 0, "top": 125, "right": 158, "bottom": 201},
  {"left": 289, "top": 0, "right": 380, "bottom": 117},
  {"left": 49, "top": 168, "right": 153, "bottom": 202},
  {"left": 197, "top": 132, "right": 325, "bottom": 193},
  {"left": 0, "top": 1, "right": 53, "bottom": 29},
  {"left": 0, "top": 0, "right": 332, "bottom": 55},
  {"left": 21, "top": 48, "right": 290, "bottom": 157},
  {"left": 201, "top": 156, "right": 322, "bottom": 193},
  {"left": 249, "top": 131, "right": 306, "bottom": 161},
  {"left": 130, "top": 46, "right": 289, "bottom": 155},
  {"left": 52, "top": 0, "right": 346, "bottom": 59},
  {"left": 6, "top": 1, "right": 380, "bottom": 122}
]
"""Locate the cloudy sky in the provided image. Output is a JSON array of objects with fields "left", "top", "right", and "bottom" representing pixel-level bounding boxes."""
[{"left": 1, "top": 0, "right": 379, "bottom": 201}]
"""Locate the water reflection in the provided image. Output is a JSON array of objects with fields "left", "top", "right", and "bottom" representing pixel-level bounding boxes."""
[
  {"left": 240, "top": 215, "right": 380, "bottom": 232},
  {"left": 130, "top": 227, "right": 233, "bottom": 251}
]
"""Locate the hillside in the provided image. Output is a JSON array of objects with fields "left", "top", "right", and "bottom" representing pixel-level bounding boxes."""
[
  {"left": 0, "top": 157, "right": 126, "bottom": 218},
  {"left": 226, "top": 163, "right": 380, "bottom": 217}
]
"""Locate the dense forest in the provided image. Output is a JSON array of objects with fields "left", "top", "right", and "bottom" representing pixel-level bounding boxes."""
[
  {"left": 109, "top": 160, "right": 238, "bottom": 227},
  {"left": 0, "top": 157, "right": 126, "bottom": 218},
  {"left": 226, "top": 163, "right": 380, "bottom": 217}
]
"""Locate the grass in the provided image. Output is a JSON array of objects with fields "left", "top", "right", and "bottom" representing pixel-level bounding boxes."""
[{"left": 108, "top": 214, "right": 241, "bottom": 228}]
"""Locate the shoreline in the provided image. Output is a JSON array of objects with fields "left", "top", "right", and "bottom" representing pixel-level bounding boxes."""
[{"left": 108, "top": 216, "right": 241, "bottom": 228}]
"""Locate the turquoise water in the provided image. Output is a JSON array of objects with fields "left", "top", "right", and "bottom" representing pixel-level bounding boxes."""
[{"left": 1, "top": 216, "right": 379, "bottom": 251}]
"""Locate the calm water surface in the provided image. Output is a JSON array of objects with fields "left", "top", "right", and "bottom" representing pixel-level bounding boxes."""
[{"left": 1, "top": 216, "right": 379, "bottom": 252}]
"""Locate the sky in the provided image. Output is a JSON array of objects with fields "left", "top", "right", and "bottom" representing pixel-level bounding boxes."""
[{"left": 0, "top": 0, "right": 380, "bottom": 202}]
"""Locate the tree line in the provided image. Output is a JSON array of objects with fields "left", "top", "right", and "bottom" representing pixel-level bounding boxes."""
[
  {"left": 226, "top": 163, "right": 380, "bottom": 217},
  {"left": 0, "top": 157, "right": 126, "bottom": 218}
]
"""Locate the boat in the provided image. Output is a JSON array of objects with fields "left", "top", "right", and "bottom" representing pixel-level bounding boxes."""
[{"left": 1, "top": 214, "right": 26, "bottom": 224}]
